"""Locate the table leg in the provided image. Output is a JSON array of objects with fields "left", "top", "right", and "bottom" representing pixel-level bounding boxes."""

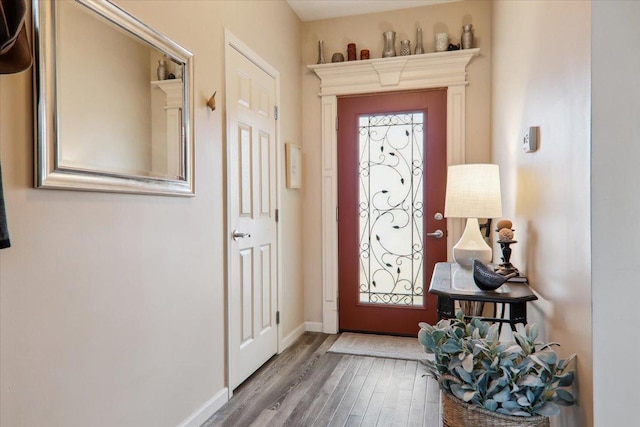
[
  {"left": 438, "top": 296, "right": 455, "bottom": 320},
  {"left": 509, "top": 302, "right": 528, "bottom": 331}
]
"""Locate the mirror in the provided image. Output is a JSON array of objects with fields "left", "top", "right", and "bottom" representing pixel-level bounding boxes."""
[{"left": 33, "top": 0, "right": 194, "bottom": 196}]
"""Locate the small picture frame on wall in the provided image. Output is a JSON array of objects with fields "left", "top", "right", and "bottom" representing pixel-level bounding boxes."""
[{"left": 286, "top": 143, "right": 302, "bottom": 189}]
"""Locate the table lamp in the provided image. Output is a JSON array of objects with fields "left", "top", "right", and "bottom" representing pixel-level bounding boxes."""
[{"left": 444, "top": 164, "right": 502, "bottom": 269}]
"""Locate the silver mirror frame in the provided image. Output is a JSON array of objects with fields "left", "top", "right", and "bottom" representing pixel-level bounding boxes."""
[{"left": 33, "top": 0, "right": 195, "bottom": 196}]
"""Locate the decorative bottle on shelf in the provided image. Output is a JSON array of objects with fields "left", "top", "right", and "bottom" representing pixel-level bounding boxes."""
[
  {"left": 347, "top": 43, "right": 357, "bottom": 61},
  {"left": 461, "top": 24, "right": 474, "bottom": 49},
  {"left": 382, "top": 31, "right": 396, "bottom": 57},
  {"left": 414, "top": 27, "right": 424, "bottom": 54},
  {"left": 400, "top": 40, "right": 411, "bottom": 56},
  {"left": 157, "top": 58, "right": 167, "bottom": 80},
  {"left": 173, "top": 61, "right": 182, "bottom": 79},
  {"left": 317, "top": 40, "right": 326, "bottom": 64},
  {"left": 435, "top": 32, "right": 449, "bottom": 52}
]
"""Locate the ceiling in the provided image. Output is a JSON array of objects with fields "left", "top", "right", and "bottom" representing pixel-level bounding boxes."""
[{"left": 286, "top": 0, "right": 458, "bottom": 22}]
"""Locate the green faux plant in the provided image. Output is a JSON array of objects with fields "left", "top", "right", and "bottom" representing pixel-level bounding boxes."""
[{"left": 418, "top": 311, "right": 576, "bottom": 418}]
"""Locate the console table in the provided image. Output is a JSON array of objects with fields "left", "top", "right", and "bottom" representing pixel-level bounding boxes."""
[{"left": 428, "top": 262, "right": 538, "bottom": 331}]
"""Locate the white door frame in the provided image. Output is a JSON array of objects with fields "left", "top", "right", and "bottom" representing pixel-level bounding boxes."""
[
  {"left": 308, "top": 49, "right": 479, "bottom": 334},
  {"left": 224, "top": 29, "right": 282, "bottom": 398}
]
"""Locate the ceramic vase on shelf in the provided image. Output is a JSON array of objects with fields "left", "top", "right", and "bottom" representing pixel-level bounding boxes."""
[
  {"left": 157, "top": 58, "right": 167, "bottom": 80},
  {"left": 400, "top": 40, "right": 411, "bottom": 56},
  {"left": 414, "top": 27, "right": 424, "bottom": 54},
  {"left": 317, "top": 40, "right": 326, "bottom": 64},
  {"left": 173, "top": 61, "right": 182, "bottom": 79},
  {"left": 435, "top": 32, "right": 449, "bottom": 52},
  {"left": 382, "top": 31, "right": 396, "bottom": 57},
  {"left": 462, "top": 24, "right": 474, "bottom": 49},
  {"left": 347, "top": 43, "right": 357, "bottom": 61}
]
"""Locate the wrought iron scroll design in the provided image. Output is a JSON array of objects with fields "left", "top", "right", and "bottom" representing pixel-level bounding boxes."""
[{"left": 358, "top": 112, "right": 425, "bottom": 306}]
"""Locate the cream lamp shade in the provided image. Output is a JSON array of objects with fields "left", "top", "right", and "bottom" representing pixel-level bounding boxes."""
[{"left": 444, "top": 164, "right": 503, "bottom": 268}]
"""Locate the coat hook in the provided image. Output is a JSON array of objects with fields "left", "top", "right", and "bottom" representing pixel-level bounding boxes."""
[{"left": 207, "top": 91, "right": 216, "bottom": 111}]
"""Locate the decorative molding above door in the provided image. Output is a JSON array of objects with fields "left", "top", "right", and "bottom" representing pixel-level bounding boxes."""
[{"left": 308, "top": 48, "right": 479, "bottom": 333}]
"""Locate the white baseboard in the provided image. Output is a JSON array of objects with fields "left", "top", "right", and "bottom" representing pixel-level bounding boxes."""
[
  {"left": 281, "top": 322, "right": 306, "bottom": 351},
  {"left": 305, "top": 321, "right": 324, "bottom": 332},
  {"left": 177, "top": 387, "right": 228, "bottom": 427}
]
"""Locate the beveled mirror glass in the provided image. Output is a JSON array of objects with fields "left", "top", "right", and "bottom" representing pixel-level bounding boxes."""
[{"left": 33, "top": 0, "right": 194, "bottom": 196}]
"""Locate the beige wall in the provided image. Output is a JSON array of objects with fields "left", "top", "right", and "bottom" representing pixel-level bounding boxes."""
[
  {"left": 301, "top": 0, "right": 492, "bottom": 324},
  {"left": 491, "top": 1, "right": 592, "bottom": 426},
  {"left": 592, "top": 2, "right": 640, "bottom": 424},
  {"left": 0, "top": 1, "right": 302, "bottom": 426}
]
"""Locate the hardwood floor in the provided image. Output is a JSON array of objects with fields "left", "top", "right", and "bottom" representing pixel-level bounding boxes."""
[{"left": 202, "top": 332, "right": 441, "bottom": 427}]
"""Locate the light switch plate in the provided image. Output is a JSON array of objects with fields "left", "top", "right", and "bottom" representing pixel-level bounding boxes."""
[{"left": 523, "top": 126, "right": 538, "bottom": 152}]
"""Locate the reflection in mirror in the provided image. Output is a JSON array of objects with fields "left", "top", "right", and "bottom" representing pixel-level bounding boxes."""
[{"left": 34, "top": 0, "right": 194, "bottom": 196}]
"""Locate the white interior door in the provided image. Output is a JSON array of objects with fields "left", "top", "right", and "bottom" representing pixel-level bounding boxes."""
[{"left": 226, "top": 40, "right": 278, "bottom": 390}]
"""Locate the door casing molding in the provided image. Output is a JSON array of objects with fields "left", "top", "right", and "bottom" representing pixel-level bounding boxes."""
[{"left": 308, "top": 49, "right": 479, "bottom": 334}]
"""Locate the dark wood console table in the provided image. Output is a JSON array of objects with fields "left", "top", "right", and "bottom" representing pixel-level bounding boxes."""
[{"left": 428, "top": 262, "right": 538, "bottom": 331}]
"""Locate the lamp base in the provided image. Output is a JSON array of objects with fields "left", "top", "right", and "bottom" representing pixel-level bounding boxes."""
[{"left": 453, "top": 218, "right": 492, "bottom": 268}]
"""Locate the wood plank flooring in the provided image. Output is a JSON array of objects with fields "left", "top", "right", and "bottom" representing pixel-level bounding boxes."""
[{"left": 202, "top": 332, "right": 441, "bottom": 427}]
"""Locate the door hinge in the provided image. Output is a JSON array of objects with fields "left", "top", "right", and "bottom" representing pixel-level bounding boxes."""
[
  {"left": 335, "top": 116, "right": 338, "bottom": 130},
  {"left": 275, "top": 209, "right": 279, "bottom": 222},
  {"left": 336, "top": 206, "right": 339, "bottom": 222},
  {"left": 276, "top": 311, "right": 280, "bottom": 325},
  {"left": 274, "top": 106, "right": 279, "bottom": 120}
]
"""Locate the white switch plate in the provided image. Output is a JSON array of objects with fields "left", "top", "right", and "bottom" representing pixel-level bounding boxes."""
[{"left": 523, "top": 126, "right": 538, "bottom": 152}]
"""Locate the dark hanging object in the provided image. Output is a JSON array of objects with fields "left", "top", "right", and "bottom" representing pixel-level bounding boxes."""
[{"left": 0, "top": 0, "right": 32, "bottom": 74}]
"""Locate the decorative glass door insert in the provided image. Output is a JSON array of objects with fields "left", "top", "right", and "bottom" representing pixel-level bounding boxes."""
[{"left": 358, "top": 112, "right": 424, "bottom": 306}]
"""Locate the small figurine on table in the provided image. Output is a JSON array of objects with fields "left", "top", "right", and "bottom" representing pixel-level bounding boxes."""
[{"left": 495, "top": 219, "right": 520, "bottom": 276}]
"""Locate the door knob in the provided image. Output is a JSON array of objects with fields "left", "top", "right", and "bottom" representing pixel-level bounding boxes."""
[
  {"left": 232, "top": 229, "right": 251, "bottom": 241},
  {"left": 426, "top": 229, "right": 444, "bottom": 239}
]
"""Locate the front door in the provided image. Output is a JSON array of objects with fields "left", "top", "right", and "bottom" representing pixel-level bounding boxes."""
[
  {"left": 226, "top": 41, "right": 278, "bottom": 390},
  {"left": 337, "top": 90, "right": 447, "bottom": 336}
]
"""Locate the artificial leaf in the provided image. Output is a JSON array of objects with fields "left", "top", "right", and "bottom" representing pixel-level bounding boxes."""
[
  {"left": 535, "top": 349, "right": 558, "bottom": 366},
  {"left": 462, "top": 353, "right": 474, "bottom": 373},
  {"left": 486, "top": 324, "right": 499, "bottom": 341},
  {"left": 526, "top": 389, "right": 535, "bottom": 404},
  {"left": 502, "top": 400, "right": 521, "bottom": 410},
  {"left": 442, "top": 339, "right": 462, "bottom": 353},
  {"left": 450, "top": 383, "right": 466, "bottom": 400},
  {"left": 463, "top": 390, "right": 476, "bottom": 402},
  {"left": 534, "top": 401, "right": 560, "bottom": 417},
  {"left": 493, "top": 387, "right": 511, "bottom": 403},
  {"left": 555, "top": 389, "right": 576, "bottom": 405},
  {"left": 504, "top": 345, "right": 523, "bottom": 355},
  {"left": 529, "top": 323, "right": 539, "bottom": 341},
  {"left": 517, "top": 395, "right": 531, "bottom": 407},
  {"left": 518, "top": 374, "right": 543, "bottom": 388},
  {"left": 556, "top": 372, "right": 574, "bottom": 387},
  {"left": 484, "top": 399, "right": 498, "bottom": 412},
  {"left": 455, "top": 366, "right": 472, "bottom": 384}
]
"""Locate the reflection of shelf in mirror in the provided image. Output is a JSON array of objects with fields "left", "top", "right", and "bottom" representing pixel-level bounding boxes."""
[
  {"left": 151, "top": 79, "right": 183, "bottom": 108},
  {"left": 151, "top": 78, "right": 183, "bottom": 86}
]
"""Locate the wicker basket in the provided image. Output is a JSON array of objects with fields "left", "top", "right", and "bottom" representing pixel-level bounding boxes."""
[{"left": 442, "top": 391, "right": 550, "bottom": 427}]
